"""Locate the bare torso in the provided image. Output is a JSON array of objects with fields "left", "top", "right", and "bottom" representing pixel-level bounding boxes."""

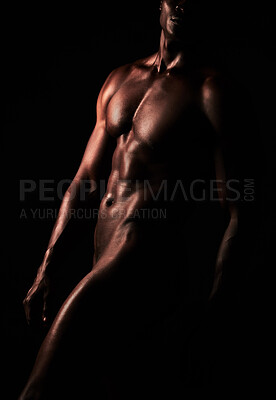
[{"left": 94, "top": 54, "right": 217, "bottom": 265}]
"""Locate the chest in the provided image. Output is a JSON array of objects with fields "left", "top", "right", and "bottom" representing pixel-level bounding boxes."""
[
  {"left": 106, "top": 75, "right": 213, "bottom": 148},
  {"left": 106, "top": 74, "right": 216, "bottom": 177}
]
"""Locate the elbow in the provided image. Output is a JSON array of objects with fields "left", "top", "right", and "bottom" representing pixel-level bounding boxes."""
[
  {"left": 72, "top": 170, "right": 99, "bottom": 199},
  {"left": 62, "top": 178, "right": 97, "bottom": 205}
]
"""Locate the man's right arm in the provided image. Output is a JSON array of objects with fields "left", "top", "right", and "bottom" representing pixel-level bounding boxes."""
[{"left": 23, "top": 65, "right": 129, "bottom": 326}]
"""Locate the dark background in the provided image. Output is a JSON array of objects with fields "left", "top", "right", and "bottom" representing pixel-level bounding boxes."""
[{"left": 3, "top": 1, "right": 275, "bottom": 397}]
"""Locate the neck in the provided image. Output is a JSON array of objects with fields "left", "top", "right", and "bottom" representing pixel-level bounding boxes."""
[{"left": 156, "top": 30, "right": 201, "bottom": 72}]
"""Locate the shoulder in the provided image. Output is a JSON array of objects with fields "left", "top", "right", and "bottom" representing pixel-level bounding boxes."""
[
  {"left": 200, "top": 69, "right": 243, "bottom": 127},
  {"left": 201, "top": 71, "right": 231, "bottom": 104},
  {"left": 99, "top": 53, "right": 157, "bottom": 108},
  {"left": 98, "top": 63, "right": 133, "bottom": 109},
  {"left": 199, "top": 69, "right": 238, "bottom": 136},
  {"left": 200, "top": 69, "right": 253, "bottom": 140},
  {"left": 201, "top": 68, "right": 248, "bottom": 110}
]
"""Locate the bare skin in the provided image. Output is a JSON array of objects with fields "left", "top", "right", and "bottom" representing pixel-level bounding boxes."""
[{"left": 19, "top": 1, "right": 246, "bottom": 398}]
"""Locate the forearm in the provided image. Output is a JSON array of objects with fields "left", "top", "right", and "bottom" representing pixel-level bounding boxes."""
[
  {"left": 40, "top": 177, "right": 99, "bottom": 274},
  {"left": 209, "top": 215, "right": 239, "bottom": 300},
  {"left": 23, "top": 176, "right": 101, "bottom": 327}
]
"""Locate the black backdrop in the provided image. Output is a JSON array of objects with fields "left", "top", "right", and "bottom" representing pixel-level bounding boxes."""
[{"left": 3, "top": 1, "right": 275, "bottom": 397}]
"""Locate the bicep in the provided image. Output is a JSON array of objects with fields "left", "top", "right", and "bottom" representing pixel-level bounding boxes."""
[
  {"left": 74, "top": 66, "right": 130, "bottom": 183},
  {"left": 74, "top": 72, "right": 121, "bottom": 183}
]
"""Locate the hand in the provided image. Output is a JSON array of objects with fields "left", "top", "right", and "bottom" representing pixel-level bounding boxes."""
[{"left": 23, "top": 269, "right": 52, "bottom": 327}]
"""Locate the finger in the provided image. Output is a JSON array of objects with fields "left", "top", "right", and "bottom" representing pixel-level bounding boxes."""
[
  {"left": 23, "top": 286, "right": 35, "bottom": 322},
  {"left": 42, "top": 280, "right": 52, "bottom": 325},
  {"left": 23, "top": 297, "right": 33, "bottom": 325},
  {"left": 42, "top": 291, "right": 52, "bottom": 326},
  {"left": 23, "top": 293, "right": 44, "bottom": 327},
  {"left": 42, "top": 301, "right": 54, "bottom": 328},
  {"left": 42, "top": 300, "right": 48, "bottom": 325}
]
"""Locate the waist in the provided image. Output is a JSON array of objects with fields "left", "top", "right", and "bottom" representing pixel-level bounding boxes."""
[{"left": 97, "top": 202, "right": 195, "bottom": 237}]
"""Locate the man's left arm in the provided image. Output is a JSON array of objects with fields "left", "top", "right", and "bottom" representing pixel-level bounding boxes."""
[{"left": 202, "top": 75, "right": 249, "bottom": 300}]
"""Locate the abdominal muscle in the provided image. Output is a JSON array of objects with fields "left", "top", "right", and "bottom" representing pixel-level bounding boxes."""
[{"left": 93, "top": 170, "right": 179, "bottom": 262}]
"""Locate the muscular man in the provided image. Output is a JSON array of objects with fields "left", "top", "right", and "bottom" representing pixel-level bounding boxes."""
[{"left": 19, "top": 1, "right": 255, "bottom": 398}]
